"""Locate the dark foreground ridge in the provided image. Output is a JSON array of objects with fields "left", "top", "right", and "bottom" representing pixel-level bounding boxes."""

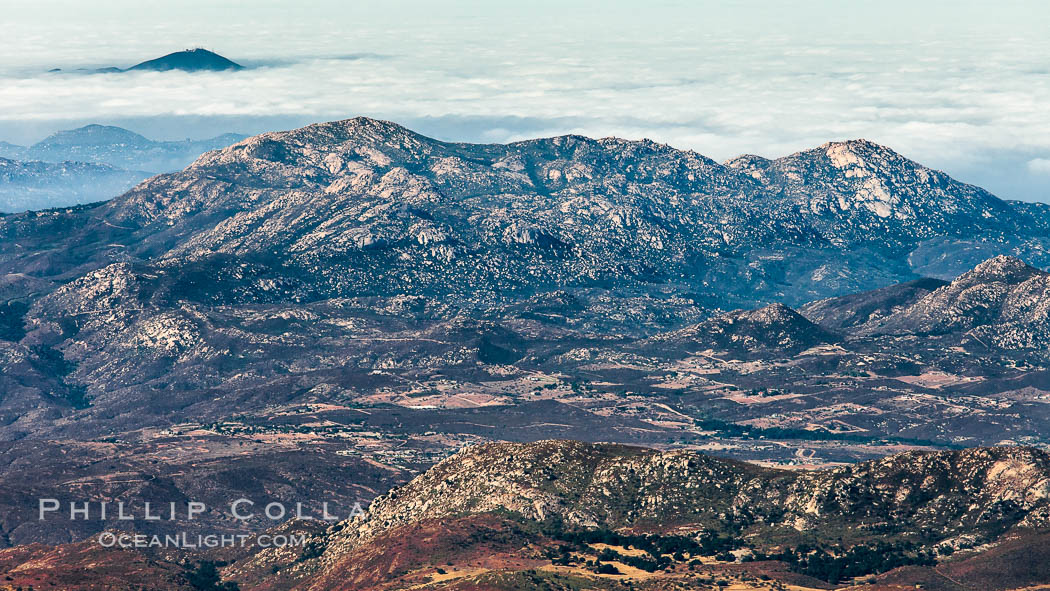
[{"left": 4, "top": 440, "right": 1050, "bottom": 590}]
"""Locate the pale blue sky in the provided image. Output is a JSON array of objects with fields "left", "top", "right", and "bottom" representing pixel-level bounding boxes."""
[{"left": 0, "top": 0, "right": 1048, "bottom": 201}]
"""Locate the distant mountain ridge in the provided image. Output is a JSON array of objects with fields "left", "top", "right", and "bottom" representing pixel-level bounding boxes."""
[
  {"left": 35, "top": 124, "right": 154, "bottom": 148},
  {"left": 0, "top": 124, "right": 246, "bottom": 173},
  {"left": 0, "top": 157, "right": 146, "bottom": 212},
  {"left": 0, "top": 124, "right": 245, "bottom": 211},
  {"left": 646, "top": 302, "right": 839, "bottom": 359}
]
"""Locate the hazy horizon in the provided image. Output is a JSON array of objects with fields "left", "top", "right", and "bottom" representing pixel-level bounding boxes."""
[{"left": 1, "top": 0, "right": 1047, "bottom": 202}]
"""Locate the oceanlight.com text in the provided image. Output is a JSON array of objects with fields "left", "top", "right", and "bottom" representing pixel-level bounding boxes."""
[{"left": 97, "top": 531, "right": 308, "bottom": 549}]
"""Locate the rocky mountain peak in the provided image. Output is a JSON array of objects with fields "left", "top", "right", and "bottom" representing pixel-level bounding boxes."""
[
  {"left": 308, "top": 116, "right": 423, "bottom": 145},
  {"left": 960, "top": 254, "right": 1041, "bottom": 284},
  {"left": 819, "top": 138, "right": 900, "bottom": 164},
  {"left": 737, "top": 302, "right": 801, "bottom": 323},
  {"left": 185, "top": 116, "right": 441, "bottom": 180},
  {"left": 772, "top": 138, "right": 1011, "bottom": 227},
  {"left": 723, "top": 153, "right": 770, "bottom": 167}
]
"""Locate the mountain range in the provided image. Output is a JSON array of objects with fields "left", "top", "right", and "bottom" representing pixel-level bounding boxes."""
[
  {"left": 3, "top": 118, "right": 1050, "bottom": 588},
  {"left": 4, "top": 117, "right": 1047, "bottom": 298},
  {"left": 1, "top": 118, "right": 1048, "bottom": 444}
]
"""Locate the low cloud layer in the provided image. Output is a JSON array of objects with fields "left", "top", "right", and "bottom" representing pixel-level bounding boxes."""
[
  {"left": 1030, "top": 159, "right": 1050, "bottom": 175},
  {"left": 0, "top": 0, "right": 1047, "bottom": 201}
]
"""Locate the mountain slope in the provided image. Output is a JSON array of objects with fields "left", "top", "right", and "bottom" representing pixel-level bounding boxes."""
[
  {"left": 6, "top": 440, "right": 1050, "bottom": 590},
  {"left": 860, "top": 256, "right": 1050, "bottom": 349},
  {"left": 337, "top": 441, "right": 1050, "bottom": 542},
  {"left": 799, "top": 277, "right": 948, "bottom": 332},
  {"left": 0, "top": 541, "right": 198, "bottom": 590}
]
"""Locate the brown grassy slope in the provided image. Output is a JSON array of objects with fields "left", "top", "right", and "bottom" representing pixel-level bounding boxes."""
[{"left": 0, "top": 540, "right": 192, "bottom": 590}]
